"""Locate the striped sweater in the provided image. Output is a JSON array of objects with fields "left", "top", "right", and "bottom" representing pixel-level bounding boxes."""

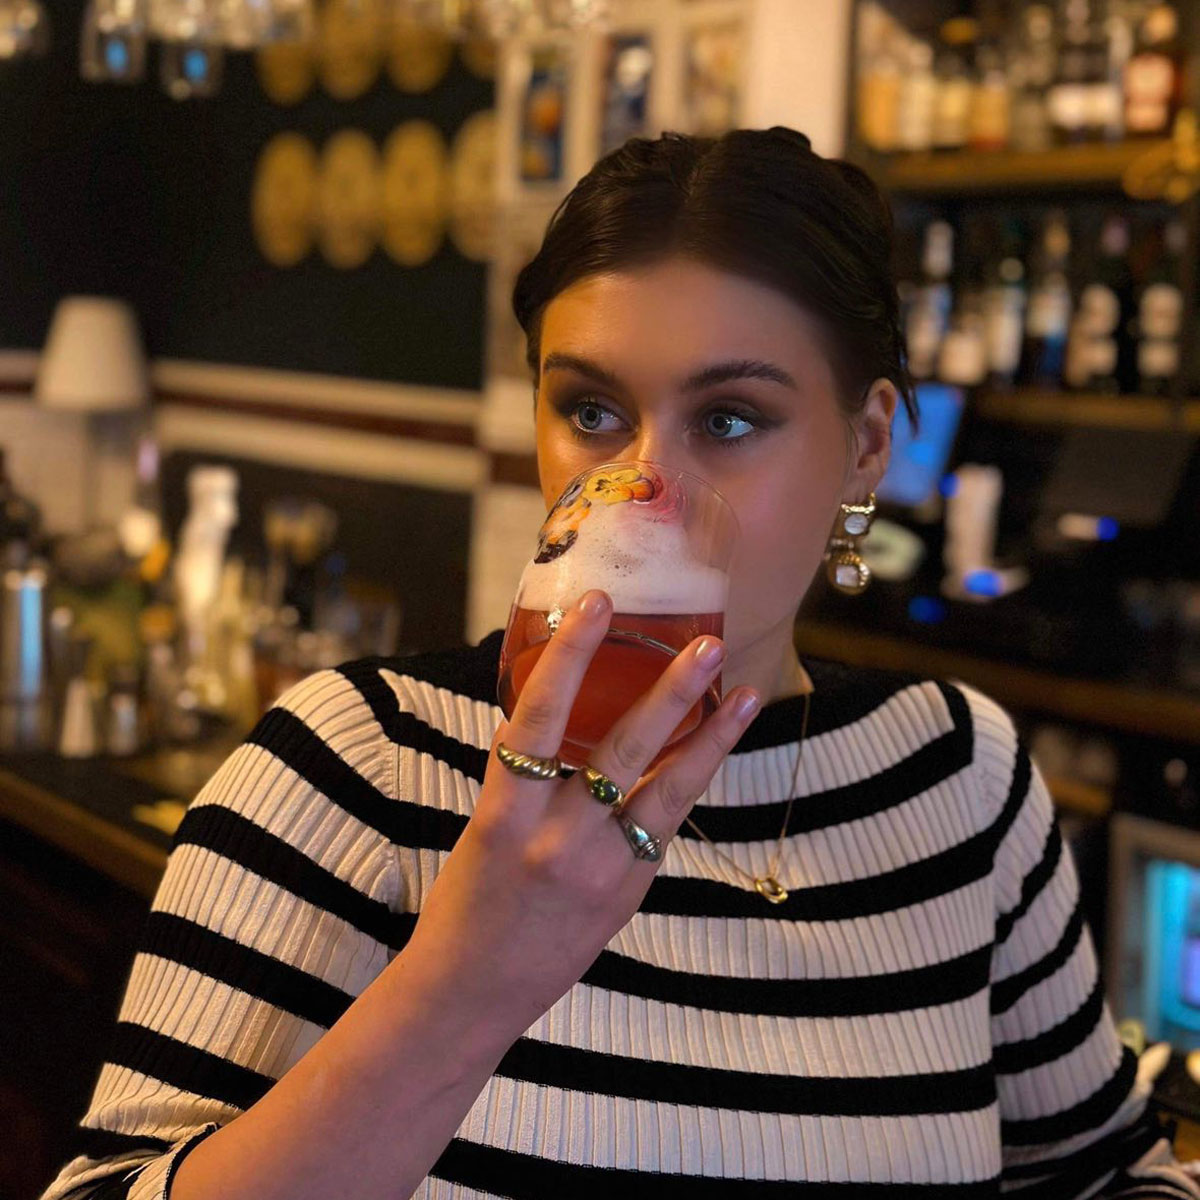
[{"left": 43, "top": 630, "right": 1199, "bottom": 1199}]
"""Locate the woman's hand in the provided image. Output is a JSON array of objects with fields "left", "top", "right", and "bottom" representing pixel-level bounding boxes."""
[{"left": 399, "top": 588, "right": 762, "bottom": 1040}]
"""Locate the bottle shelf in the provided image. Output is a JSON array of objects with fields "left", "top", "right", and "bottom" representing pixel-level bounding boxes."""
[
  {"left": 865, "top": 139, "right": 1172, "bottom": 196},
  {"left": 971, "top": 388, "right": 1200, "bottom": 433}
]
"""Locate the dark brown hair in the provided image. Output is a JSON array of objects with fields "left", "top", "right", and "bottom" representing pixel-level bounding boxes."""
[{"left": 512, "top": 125, "right": 918, "bottom": 429}]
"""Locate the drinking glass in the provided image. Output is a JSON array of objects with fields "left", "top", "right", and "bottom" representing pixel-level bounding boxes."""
[{"left": 498, "top": 460, "right": 738, "bottom": 770}]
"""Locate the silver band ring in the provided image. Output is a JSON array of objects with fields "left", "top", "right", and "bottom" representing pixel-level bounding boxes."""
[
  {"left": 618, "top": 813, "right": 662, "bottom": 863},
  {"left": 581, "top": 764, "right": 626, "bottom": 809},
  {"left": 496, "top": 742, "right": 563, "bottom": 781}
]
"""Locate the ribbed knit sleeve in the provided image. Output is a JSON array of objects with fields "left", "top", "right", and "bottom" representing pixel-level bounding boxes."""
[
  {"left": 39, "top": 668, "right": 403, "bottom": 1200},
  {"left": 961, "top": 683, "right": 1199, "bottom": 1200}
]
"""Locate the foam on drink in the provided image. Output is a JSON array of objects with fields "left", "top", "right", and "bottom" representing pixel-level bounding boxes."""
[{"left": 517, "top": 500, "right": 728, "bottom": 614}]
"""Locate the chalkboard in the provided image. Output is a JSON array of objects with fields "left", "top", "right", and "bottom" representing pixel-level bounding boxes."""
[{"left": 0, "top": 2, "right": 493, "bottom": 391}]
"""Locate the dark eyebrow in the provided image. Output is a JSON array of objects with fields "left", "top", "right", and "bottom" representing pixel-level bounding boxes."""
[{"left": 541, "top": 352, "right": 797, "bottom": 393}]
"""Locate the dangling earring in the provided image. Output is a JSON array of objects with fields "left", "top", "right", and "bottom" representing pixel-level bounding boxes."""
[{"left": 824, "top": 492, "right": 877, "bottom": 596}]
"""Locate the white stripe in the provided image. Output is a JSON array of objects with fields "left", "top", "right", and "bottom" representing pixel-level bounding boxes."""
[
  {"left": 454, "top": 1073, "right": 1002, "bottom": 1182},
  {"left": 615, "top": 879, "right": 993, "bottom": 979},
  {"left": 118, "top": 957, "right": 325, "bottom": 1080},
  {"left": 993, "top": 922, "right": 1098, "bottom": 1047},
  {"left": 521, "top": 981, "right": 993, "bottom": 1077},
  {"left": 998, "top": 1011, "right": 1122, "bottom": 1118}
]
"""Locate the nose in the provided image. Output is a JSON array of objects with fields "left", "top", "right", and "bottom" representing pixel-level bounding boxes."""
[{"left": 616, "top": 422, "right": 675, "bottom": 470}]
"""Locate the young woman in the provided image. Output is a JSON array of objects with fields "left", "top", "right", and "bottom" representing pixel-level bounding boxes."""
[{"left": 45, "top": 127, "right": 1198, "bottom": 1199}]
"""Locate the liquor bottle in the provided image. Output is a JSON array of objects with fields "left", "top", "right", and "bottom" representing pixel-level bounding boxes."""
[
  {"left": 932, "top": 18, "right": 977, "bottom": 152},
  {"left": 1124, "top": 1, "right": 1182, "bottom": 136},
  {"left": 1095, "top": 0, "right": 1134, "bottom": 140},
  {"left": 1021, "top": 210, "right": 1074, "bottom": 387},
  {"left": 1009, "top": 4, "right": 1057, "bottom": 152},
  {"left": 939, "top": 217, "right": 989, "bottom": 386},
  {"left": 1136, "top": 218, "right": 1186, "bottom": 395},
  {"left": 970, "top": 44, "right": 1012, "bottom": 151},
  {"left": 1048, "top": 0, "right": 1096, "bottom": 143},
  {"left": 905, "top": 220, "right": 955, "bottom": 380},
  {"left": 857, "top": 28, "right": 904, "bottom": 152},
  {"left": 896, "top": 39, "right": 937, "bottom": 153},
  {"left": 1066, "top": 213, "right": 1135, "bottom": 391},
  {"left": 983, "top": 219, "right": 1029, "bottom": 388}
]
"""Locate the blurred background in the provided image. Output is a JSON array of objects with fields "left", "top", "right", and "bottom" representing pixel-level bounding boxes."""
[{"left": 1, "top": 0, "right": 1199, "bottom": 1195}]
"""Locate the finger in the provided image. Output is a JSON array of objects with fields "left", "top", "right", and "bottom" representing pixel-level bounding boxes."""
[
  {"left": 505, "top": 589, "right": 612, "bottom": 760},
  {"left": 575, "top": 632, "right": 730, "bottom": 805},
  {"left": 618, "top": 686, "right": 762, "bottom": 851}
]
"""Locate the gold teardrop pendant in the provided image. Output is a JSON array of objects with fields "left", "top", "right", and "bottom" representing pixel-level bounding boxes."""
[{"left": 754, "top": 876, "right": 788, "bottom": 904}]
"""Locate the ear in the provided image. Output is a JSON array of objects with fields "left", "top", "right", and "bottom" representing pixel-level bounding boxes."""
[{"left": 842, "top": 378, "right": 898, "bottom": 504}]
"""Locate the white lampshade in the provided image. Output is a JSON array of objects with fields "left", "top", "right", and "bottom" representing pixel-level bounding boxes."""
[{"left": 35, "top": 296, "right": 149, "bottom": 412}]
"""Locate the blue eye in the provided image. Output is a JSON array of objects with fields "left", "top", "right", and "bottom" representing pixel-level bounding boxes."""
[
  {"left": 564, "top": 397, "right": 763, "bottom": 447},
  {"left": 572, "top": 401, "right": 622, "bottom": 434},
  {"left": 703, "top": 410, "right": 756, "bottom": 441}
]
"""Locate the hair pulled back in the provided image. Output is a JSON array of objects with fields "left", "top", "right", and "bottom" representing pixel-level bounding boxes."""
[{"left": 512, "top": 125, "right": 917, "bottom": 429}]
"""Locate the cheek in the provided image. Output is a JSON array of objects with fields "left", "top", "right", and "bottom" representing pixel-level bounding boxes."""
[{"left": 723, "top": 451, "right": 844, "bottom": 617}]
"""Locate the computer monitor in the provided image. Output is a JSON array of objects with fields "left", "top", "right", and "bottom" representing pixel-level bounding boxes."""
[
  {"left": 877, "top": 381, "right": 965, "bottom": 510},
  {"left": 1109, "top": 813, "right": 1200, "bottom": 1049}
]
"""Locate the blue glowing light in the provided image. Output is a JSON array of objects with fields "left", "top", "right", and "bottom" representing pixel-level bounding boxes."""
[
  {"left": 184, "top": 47, "right": 209, "bottom": 82},
  {"left": 105, "top": 38, "right": 130, "bottom": 74},
  {"left": 963, "top": 569, "right": 1003, "bottom": 597},
  {"left": 908, "top": 595, "right": 947, "bottom": 624},
  {"left": 1097, "top": 516, "right": 1120, "bottom": 541},
  {"left": 938, "top": 473, "right": 958, "bottom": 498}
]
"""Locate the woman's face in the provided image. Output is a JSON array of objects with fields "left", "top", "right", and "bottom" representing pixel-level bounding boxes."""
[{"left": 534, "top": 256, "right": 896, "bottom": 658}]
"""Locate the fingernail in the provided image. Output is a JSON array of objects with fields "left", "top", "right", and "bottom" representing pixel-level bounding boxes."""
[
  {"left": 577, "top": 590, "right": 609, "bottom": 618},
  {"left": 694, "top": 637, "right": 725, "bottom": 667},
  {"left": 734, "top": 690, "right": 761, "bottom": 722}
]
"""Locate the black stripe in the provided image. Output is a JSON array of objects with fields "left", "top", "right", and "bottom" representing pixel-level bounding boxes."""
[
  {"left": 246, "top": 706, "right": 471, "bottom": 849},
  {"left": 991, "top": 904, "right": 1086, "bottom": 1016},
  {"left": 995, "top": 821, "right": 1063, "bottom": 947},
  {"left": 139, "top": 912, "right": 354, "bottom": 1029},
  {"left": 642, "top": 818, "right": 1000, "bottom": 921},
  {"left": 173, "top": 805, "right": 413, "bottom": 950},
  {"left": 677, "top": 722, "right": 972, "bottom": 844},
  {"left": 1001, "top": 1108, "right": 1164, "bottom": 1188},
  {"left": 430, "top": 1138, "right": 1001, "bottom": 1198},
  {"left": 994, "top": 973, "right": 1104, "bottom": 1075},
  {"left": 1002, "top": 1046, "right": 1137, "bottom": 1146},
  {"left": 579, "top": 942, "right": 992, "bottom": 1017},
  {"left": 107, "top": 1022, "right": 274, "bottom": 1111},
  {"left": 68, "top": 1125, "right": 172, "bottom": 1163},
  {"left": 497, "top": 1036, "right": 995, "bottom": 1116}
]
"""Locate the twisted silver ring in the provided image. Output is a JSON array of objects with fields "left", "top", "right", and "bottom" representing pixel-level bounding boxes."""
[
  {"left": 496, "top": 742, "right": 563, "bottom": 781},
  {"left": 618, "top": 813, "right": 662, "bottom": 863}
]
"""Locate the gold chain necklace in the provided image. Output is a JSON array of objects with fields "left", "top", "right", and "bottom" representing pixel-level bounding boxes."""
[{"left": 683, "top": 688, "right": 812, "bottom": 904}]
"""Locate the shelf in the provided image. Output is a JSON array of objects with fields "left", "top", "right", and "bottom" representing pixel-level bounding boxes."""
[
  {"left": 867, "top": 139, "right": 1172, "bottom": 196},
  {"left": 794, "top": 617, "right": 1200, "bottom": 745},
  {"left": 972, "top": 389, "right": 1200, "bottom": 434}
]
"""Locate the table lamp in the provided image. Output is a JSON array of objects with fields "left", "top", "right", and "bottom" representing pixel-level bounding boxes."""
[{"left": 34, "top": 296, "right": 151, "bottom": 531}]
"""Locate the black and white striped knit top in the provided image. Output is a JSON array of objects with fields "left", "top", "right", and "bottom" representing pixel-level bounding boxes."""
[{"left": 43, "top": 630, "right": 1200, "bottom": 1199}]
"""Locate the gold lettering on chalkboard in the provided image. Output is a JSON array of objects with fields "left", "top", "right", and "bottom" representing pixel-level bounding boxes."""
[
  {"left": 253, "top": 132, "right": 319, "bottom": 267},
  {"left": 449, "top": 109, "right": 497, "bottom": 263},
  {"left": 382, "top": 120, "right": 449, "bottom": 267},
  {"left": 317, "top": 130, "right": 382, "bottom": 269},
  {"left": 388, "top": 15, "right": 453, "bottom": 93},
  {"left": 318, "top": 0, "right": 384, "bottom": 101}
]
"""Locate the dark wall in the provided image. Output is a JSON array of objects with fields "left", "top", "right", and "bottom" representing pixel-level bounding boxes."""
[{"left": 0, "top": 3, "right": 492, "bottom": 389}]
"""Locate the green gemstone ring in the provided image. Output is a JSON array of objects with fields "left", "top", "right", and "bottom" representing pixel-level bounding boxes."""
[{"left": 581, "top": 765, "right": 626, "bottom": 809}]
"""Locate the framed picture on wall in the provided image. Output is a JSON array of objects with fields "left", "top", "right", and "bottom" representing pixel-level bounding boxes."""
[
  {"left": 599, "top": 32, "right": 654, "bottom": 156},
  {"left": 519, "top": 45, "right": 569, "bottom": 183},
  {"left": 681, "top": 14, "right": 745, "bottom": 136}
]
